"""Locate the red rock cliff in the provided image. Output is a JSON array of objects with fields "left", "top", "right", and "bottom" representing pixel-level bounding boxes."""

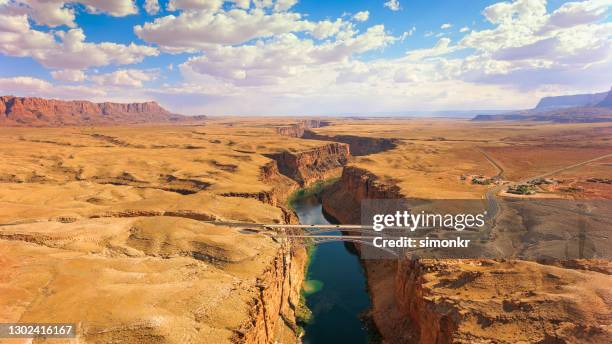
[
  {"left": 275, "top": 120, "right": 330, "bottom": 138},
  {"left": 268, "top": 143, "right": 350, "bottom": 187},
  {"left": 0, "top": 96, "right": 198, "bottom": 126}
]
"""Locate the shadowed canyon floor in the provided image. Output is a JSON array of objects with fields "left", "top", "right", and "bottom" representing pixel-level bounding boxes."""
[{"left": 0, "top": 118, "right": 611, "bottom": 343}]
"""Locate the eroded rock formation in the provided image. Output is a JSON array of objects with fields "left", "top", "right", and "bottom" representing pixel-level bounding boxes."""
[
  {"left": 274, "top": 120, "right": 329, "bottom": 138},
  {"left": 267, "top": 143, "right": 350, "bottom": 186},
  {"left": 0, "top": 96, "right": 201, "bottom": 126},
  {"left": 303, "top": 131, "right": 398, "bottom": 156},
  {"left": 321, "top": 164, "right": 612, "bottom": 344}
]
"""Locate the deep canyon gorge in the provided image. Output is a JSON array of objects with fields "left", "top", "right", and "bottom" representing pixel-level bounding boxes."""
[{"left": 0, "top": 118, "right": 610, "bottom": 343}]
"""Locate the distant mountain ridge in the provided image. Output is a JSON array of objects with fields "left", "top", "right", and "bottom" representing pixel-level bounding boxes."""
[
  {"left": 0, "top": 96, "right": 203, "bottom": 127},
  {"left": 535, "top": 91, "right": 608, "bottom": 110},
  {"left": 473, "top": 87, "right": 612, "bottom": 123}
]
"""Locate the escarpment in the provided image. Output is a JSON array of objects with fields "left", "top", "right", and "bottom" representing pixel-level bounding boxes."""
[
  {"left": 266, "top": 143, "right": 350, "bottom": 187},
  {"left": 321, "top": 165, "right": 403, "bottom": 223},
  {"left": 274, "top": 120, "right": 330, "bottom": 138},
  {"left": 395, "top": 259, "right": 612, "bottom": 343},
  {"left": 235, "top": 237, "right": 307, "bottom": 344},
  {"left": 303, "top": 131, "right": 399, "bottom": 156},
  {"left": 0, "top": 96, "right": 200, "bottom": 126}
]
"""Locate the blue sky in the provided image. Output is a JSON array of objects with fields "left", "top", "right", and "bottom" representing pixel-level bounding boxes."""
[{"left": 0, "top": 0, "right": 610, "bottom": 115}]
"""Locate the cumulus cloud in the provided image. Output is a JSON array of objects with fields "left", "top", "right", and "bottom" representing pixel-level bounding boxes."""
[
  {"left": 50, "top": 69, "right": 86, "bottom": 82},
  {"left": 406, "top": 37, "right": 456, "bottom": 61},
  {"left": 181, "top": 25, "right": 397, "bottom": 85},
  {"left": 144, "top": 0, "right": 160, "bottom": 14},
  {"left": 273, "top": 0, "right": 297, "bottom": 12},
  {"left": 90, "top": 69, "right": 158, "bottom": 87},
  {"left": 440, "top": 23, "right": 452, "bottom": 29},
  {"left": 134, "top": 7, "right": 338, "bottom": 51},
  {"left": 384, "top": 0, "right": 401, "bottom": 11},
  {"left": 353, "top": 11, "right": 369, "bottom": 22},
  {"left": 2, "top": 0, "right": 138, "bottom": 28},
  {"left": 0, "top": 15, "right": 159, "bottom": 69},
  {"left": 2, "top": 0, "right": 611, "bottom": 114},
  {"left": 0, "top": 76, "right": 104, "bottom": 98},
  {"left": 545, "top": 0, "right": 610, "bottom": 30}
]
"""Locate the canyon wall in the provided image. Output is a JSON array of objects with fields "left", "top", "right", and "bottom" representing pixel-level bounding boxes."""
[
  {"left": 267, "top": 143, "right": 350, "bottom": 187},
  {"left": 0, "top": 96, "right": 200, "bottom": 126},
  {"left": 322, "top": 166, "right": 402, "bottom": 223},
  {"left": 303, "top": 131, "right": 398, "bottom": 156},
  {"left": 237, "top": 238, "right": 307, "bottom": 344},
  {"left": 322, "top": 165, "right": 612, "bottom": 344},
  {"left": 275, "top": 120, "right": 330, "bottom": 138}
]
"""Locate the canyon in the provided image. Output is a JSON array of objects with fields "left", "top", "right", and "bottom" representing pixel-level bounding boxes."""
[
  {"left": 313, "top": 119, "right": 612, "bottom": 344},
  {"left": 0, "top": 117, "right": 610, "bottom": 343}
]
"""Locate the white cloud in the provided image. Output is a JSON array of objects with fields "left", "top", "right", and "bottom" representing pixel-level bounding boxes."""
[
  {"left": 0, "top": 76, "right": 104, "bottom": 98},
  {"left": 90, "top": 69, "right": 157, "bottom": 87},
  {"left": 51, "top": 69, "right": 86, "bottom": 82},
  {"left": 384, "top": 0, "right": 401, "bottom": 11},
  {"left": 2, "top": 1, "right": 138, "bottom": 28},
  {"left": 545, "top": 0, "right": 610, "bottom": 30},
  {"left": 353, "top": 11, "right": 369, "bottom": 22},
  {"left": 135, "top": 7, "right": 339, "bottom": 51},
  {"left": 2, "top": 0, "right": 611, "bottom": 115},
  {"left": 167, "top": 0, "right": 224, "bottom": 11},
  {"left": 406, "top": 37, "right": 455, "bottom": 61},
  {"left": 440, "top": 23, "right": 452, "bottom": 29},
  {"left": 273, "top": 0, "right": 297, "bottom": 12},
  {"left": 0, "top": 15, "right": 159, "bottom": 70},
  {"left": 144, "top": 0, "right": 160, "bottom": 14},
  {"left": 400, "top": 26, "right": 416, "bottom": 41},
  {"left": 181, "top": 26, "right": 396, "bottom": 85}
]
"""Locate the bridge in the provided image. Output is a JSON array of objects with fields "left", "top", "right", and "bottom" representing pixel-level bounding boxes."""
[{"left": 198, "top": 221, "right": 440, "bottom": 256}]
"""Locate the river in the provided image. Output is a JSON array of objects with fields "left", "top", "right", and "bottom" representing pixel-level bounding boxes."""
[{"left": 293, "top": 195, "right": 374, "bottom": 343}]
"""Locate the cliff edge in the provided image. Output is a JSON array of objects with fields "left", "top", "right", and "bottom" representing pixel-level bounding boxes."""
[{"left": 0, "top": 96, "right": 202, "bottom": 126}]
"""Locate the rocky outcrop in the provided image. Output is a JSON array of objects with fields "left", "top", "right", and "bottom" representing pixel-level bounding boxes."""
[
  {"left": 303, "top": 131, "right": 398, "bottom": 156},
  {"left": 267, "top": 143, "right": 350, "bottom": 187},
  {"left": 275, "top": 120, "right": 330, "bottom": 138},
  {"left": 395, "top": 258, "right": 612, "bottom": 343},
  {"left": 0, "top": 96, "right": 201, "bottom": 126}
]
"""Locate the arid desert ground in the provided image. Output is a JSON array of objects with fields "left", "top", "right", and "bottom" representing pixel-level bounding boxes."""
[{"left": 0, "top": 118, "right": 611, "bottom": 343}]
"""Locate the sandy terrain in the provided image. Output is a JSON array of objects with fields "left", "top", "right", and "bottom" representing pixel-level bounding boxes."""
[
  {"left": 1, "top": 117, "right": 610, "bottom": 343},
  {"left": 0, "top": 120, "right": 346, "bottom": 343}
]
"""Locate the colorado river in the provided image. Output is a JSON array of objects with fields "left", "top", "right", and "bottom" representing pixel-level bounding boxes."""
[{"left": 293, "top": 195, "right": 374, "bottom": 343}]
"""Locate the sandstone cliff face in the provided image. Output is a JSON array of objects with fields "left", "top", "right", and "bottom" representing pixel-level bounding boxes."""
[
  {"left": 322, "top": 166, "right": 402, "bottom": 223},
  {"left": 275, "top": 120, "right": 329, "bottom": 138},
  {"left": 303, "top": 131, "right": 398, "bottom": 156},
  {"left": 267, "top": 143, "right": 350, "bottom": 187},
  {"left": 322, "top": 165, "right": 612, "bottom": 344},
  {"left": 395, "top": 258, "right": 612, "bottom": 344},
  {"left": 0, "top": 96, "right": 198, "bottom": 126},
  {"left": 236, "top": 239, "right": 307, "bottom": 344}
]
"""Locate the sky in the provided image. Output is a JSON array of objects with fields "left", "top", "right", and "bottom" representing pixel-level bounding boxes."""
[{"left": 0, "top": 0, "right": 610, "bottom": 115}]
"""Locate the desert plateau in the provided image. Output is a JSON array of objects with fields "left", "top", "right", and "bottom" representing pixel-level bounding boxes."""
[{"left": 0, "top": 111, "right": 611, "bottom": 343}]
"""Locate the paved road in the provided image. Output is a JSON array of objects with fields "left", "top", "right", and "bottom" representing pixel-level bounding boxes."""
[{"left": 483, "top": 152, "right": 612, "bottom": 226}]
